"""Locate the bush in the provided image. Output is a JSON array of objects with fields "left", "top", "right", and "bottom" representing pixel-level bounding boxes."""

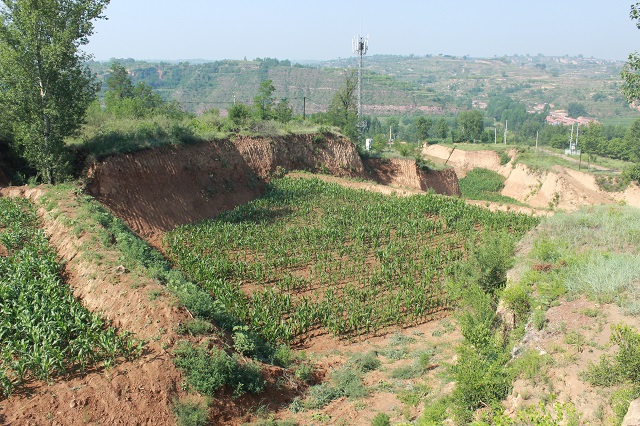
[
  {"left": 453, "top": 343, "right": 511, "bottom": 422},
  {"left": 349, "top": 350, "right": 381, "bottom": 372},
  {"left": 499, "top": 151, "right": 511, "bottom": 165},
  {"left": 173, "top": 341, "right": 265, "bottom": 397},
  {"left": 173, "top": 399, "right": 209, "bottom": 426},
  {"left": 371, "top": 413, "right": 391, "bottom": 426},
  {"left": 584, "top": 324, "right": 640, "bottom": 388},
  {"left": 502, "top": 283, "right": 532, "bottom": 327},
  {"left": 622, "top": 163, "right": 640, "bottom": 184}
]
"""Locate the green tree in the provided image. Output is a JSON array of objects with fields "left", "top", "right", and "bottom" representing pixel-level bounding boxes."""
[
  {"left": 0, "top": 0, "right": 110, "bottom": 183},
  {"left": 253, "top": 79, "right": 276, "bottom": 120},
  {"left": 104, "top": 61, "right": 170, "bottom": 118},
  {"left": 327, "top": 69, "right": 358, "bottom": 141},
  {"left": 435, "top": 118, "right": 449, "bottom": 139},
  {"left": 105, "top": 62, "right": 134, "bottom": 100},
  {"left": 458, "top": 110, "right": 485, "bottom": 142},
  {"left": 227, "top": 103, "right": 252, "bottom": 128},
  {"left": 622, "top": 3, "right": 640, "bottom": 103},
  {"left": 567, "top": 102, "right": 587, "bottom": 118},
  {"left": 273, "top": 98, "right": 293, "bottom": 123},
  {"left": 415, "top": 116, "right": 433, "bottom": 141}
]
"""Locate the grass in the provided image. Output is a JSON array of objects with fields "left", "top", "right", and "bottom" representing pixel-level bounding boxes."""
[{"left": 458, "top": 168, "right": 522, "bottom": 204}]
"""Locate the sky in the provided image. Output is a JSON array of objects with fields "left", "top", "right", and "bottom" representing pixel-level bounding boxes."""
[{"left": 85, "top": 1, "right": 640, "bottom": 62}]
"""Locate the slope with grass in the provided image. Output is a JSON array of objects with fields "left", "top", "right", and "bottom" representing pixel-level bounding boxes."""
[{"left": 423, "top": 143, "right": 640, "bottom": 211}]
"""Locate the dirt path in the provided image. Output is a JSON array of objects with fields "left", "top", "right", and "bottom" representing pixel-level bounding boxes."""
[
  {"left": 538, "top": 148, "right": 618, "bottom": 173},
  {"left": 286, "top": 172, "right": 428, "bottom": 197}
]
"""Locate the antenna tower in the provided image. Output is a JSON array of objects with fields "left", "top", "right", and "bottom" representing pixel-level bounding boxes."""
[{"left": 353, "top": 35, "right": 369, "bottom": 136}]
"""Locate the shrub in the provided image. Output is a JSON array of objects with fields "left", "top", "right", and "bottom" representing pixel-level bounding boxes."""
[
  {"left": 371, "top": 413, "right": 391, "bottom": 426},
  {"left": 349, "top": 351, "right": 381, "bottom": 372},
  {"left": 453, "top": 343, "right": 511, "bottom": 422},
  {"left": 502, "top": 283, "right": 532, "bottom": 327},
  {"left": 173, "top": 399, "right": 209, "bottom": 426},
  {"left": 173, "top": 341, "right": 265, "bottom": 397},
  {"left": 499, "top": 151, "right": 511, "bottom": 165}
]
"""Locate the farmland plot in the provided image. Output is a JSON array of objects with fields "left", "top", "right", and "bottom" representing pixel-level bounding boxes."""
[
  {"left": 0, "top": 197, "right": 134, "bottom": 396},
  {"left": 165, "top": 177, "right": 537, "bottom": 343}
]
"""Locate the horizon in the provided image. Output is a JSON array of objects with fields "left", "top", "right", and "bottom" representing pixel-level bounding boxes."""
[{"left": 86, "top": 1, "right": 640, "bottom": 63}]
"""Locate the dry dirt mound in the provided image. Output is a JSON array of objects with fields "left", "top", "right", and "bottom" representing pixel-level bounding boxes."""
[
  {"left": 86, "top": 134, "right": 364, "bottom": 248},
  {"left": 364, "top": 158, "right": 461, "bottom": 196},
  {"left": 423, "top": 144, "right": 515, "bottom": 178},
  {"left": 87, "top": 136, "right": 462, "bottom": 249},
  {"left": 505, "top": 298, "right": 640, "bottom": 425},
  {"left": 424, "top": 144, "right": 640, "bottom": 211}
]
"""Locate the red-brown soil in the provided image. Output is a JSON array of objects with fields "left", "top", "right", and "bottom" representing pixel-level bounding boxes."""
[
  {"left": 0, "top": 137, "right": 464, "bottom": 426},
  {"left": 87, "top": 136, "right": 460, "bottom": 249},
  {"left": 364, "top": 158, "right": 461, "bottom": 196},
  {"left": 0, "top": 186, "right": 192, "bottom": 425}
]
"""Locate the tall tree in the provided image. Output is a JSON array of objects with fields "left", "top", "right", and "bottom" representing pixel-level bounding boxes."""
[
  {"left": 415, "top": 116, "right": 433, "bottom": 141},
  {"left": 623, "top": 3, "right": 640, "bottom": 103},
  {"left": 253, "top": 79, "right": 276, "bottom": 120},
  {"left": 327, "top": 69, "right": 358, "bottom": 142},
  {"left": 0, "top": 0, "right": 109, "bottom": 183},
  {"left": 458, "top": 110, "right": 485, "bottom": 142}
]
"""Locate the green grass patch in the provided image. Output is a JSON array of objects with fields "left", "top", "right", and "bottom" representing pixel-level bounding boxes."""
[{"left": 459, "top": 168, "right": 520, "bottom": 204}]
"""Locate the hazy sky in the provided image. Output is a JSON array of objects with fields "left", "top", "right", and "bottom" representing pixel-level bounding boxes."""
[{"left": 86, "top": 1, "right": 640, "bottom": 62}]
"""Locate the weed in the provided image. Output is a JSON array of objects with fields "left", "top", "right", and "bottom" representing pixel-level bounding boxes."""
[
  {"left": 371, "top": 413, "right": 391, "bottom": 426},
  {"left": 179, "top": 319, "right": 213, "bottom": 336},
  {"left": 173, "top": 398, "right": 209, "bottom": 426},
  {"left": 397, "top": 383, "right": 429, "bottom": 406},
  {"left": 510, "top": 350, "right": 553, "bottom": 383},
  {"left": 172, "top": 341, "right": 265, "bottom": 397},
  {"left": 532, "top": 307, "right": 546, "bottom": 331},
  {"left": 293, "top": 363, "right": 314, "bottom": 384},
  {"left": 349, "top": 351, "right": 381, "bottom": 372}
]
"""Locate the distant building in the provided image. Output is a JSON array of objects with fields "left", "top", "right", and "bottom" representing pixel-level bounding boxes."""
[{"left": 546, "top": 110, "right": 598, "bottom": 126}]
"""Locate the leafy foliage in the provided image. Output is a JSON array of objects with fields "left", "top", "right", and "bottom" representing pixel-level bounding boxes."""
[
  {"left": 0, "top": 0, "right": 109, "bottom": 182},
  {"left": 173, "top": 341, "right": 265, "bottom": 397}
]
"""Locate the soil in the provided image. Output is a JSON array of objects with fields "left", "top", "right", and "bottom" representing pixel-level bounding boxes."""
[
  {"left": 4, "top": 139, "right": 640, "bottom": 425},
  {"left": 504, "top": 297, "right": 640, "bottom": 424},
  {"left": 423, "top": 144, "right": 640, "bottom": 211}
]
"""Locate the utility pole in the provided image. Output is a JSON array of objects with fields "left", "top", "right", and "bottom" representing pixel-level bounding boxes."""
[
  {"left": 535, "top": 131, "right": 539, "bottom": 153},
  {"left": 353, "top": 35, "right": 369, "bottom": 139},
  {"left": 303, "top": 97, "right": 306, "bottom": 120},
  {"left": 494, "top": 127, "right": 497, "bottom": 144},
  {"left": 504, "top": 120, "right": 508, "bottom": 145}
]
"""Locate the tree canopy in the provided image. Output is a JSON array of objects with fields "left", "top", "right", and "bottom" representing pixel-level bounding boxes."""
[
  {"left": 0, "top": 0, "right": 109, "bottom": 183},
  {"left": 622, "top": 3, "right": 640, "bottom": 104}
]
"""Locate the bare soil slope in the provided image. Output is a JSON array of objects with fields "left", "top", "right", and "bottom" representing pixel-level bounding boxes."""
[
  {"left": 423, "top": 144, "right": 640, "bottom": 211},
  {"left": 86, "top": 135, "right": 363, "bottom": 247},
  {"left": 87, "top": 136, "right": 461, "bottom": 248}
]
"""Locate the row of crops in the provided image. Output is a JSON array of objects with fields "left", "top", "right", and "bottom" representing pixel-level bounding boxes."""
[
  {"left": 0, "top": 197, "right": 134, "bottom": 396},
  {"left": 165, "top": 177, "right": 539, "bottom": 343}
]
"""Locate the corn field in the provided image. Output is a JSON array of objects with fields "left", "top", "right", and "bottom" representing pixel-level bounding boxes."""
[
  {"left": 165, "top": 178, "right": 538, "bottom": 343},
  {"left": 0, "top": 198, "right": 134, "bottom": 396}
]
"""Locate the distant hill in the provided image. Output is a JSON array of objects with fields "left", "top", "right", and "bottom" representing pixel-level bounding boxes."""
[{"left": 89, "top": 54, "right": 634, "bottom": 124}]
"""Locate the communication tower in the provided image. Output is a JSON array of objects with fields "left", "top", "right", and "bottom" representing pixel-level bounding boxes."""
[{"left": 353, "top": 35, "right": 369, "bottom": 137}]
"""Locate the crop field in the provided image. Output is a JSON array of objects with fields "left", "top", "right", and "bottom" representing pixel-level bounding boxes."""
[
  {"left": 0, "top": 197, "right": 133, "bottom": 396},
  {"left": 165, "top": 177, "right": 538, "bottom": 343}
]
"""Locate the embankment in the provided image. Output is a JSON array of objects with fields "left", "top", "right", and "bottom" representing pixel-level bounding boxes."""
[{"left": 87, "top": 135, "right": 460, "bottom": 246}]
